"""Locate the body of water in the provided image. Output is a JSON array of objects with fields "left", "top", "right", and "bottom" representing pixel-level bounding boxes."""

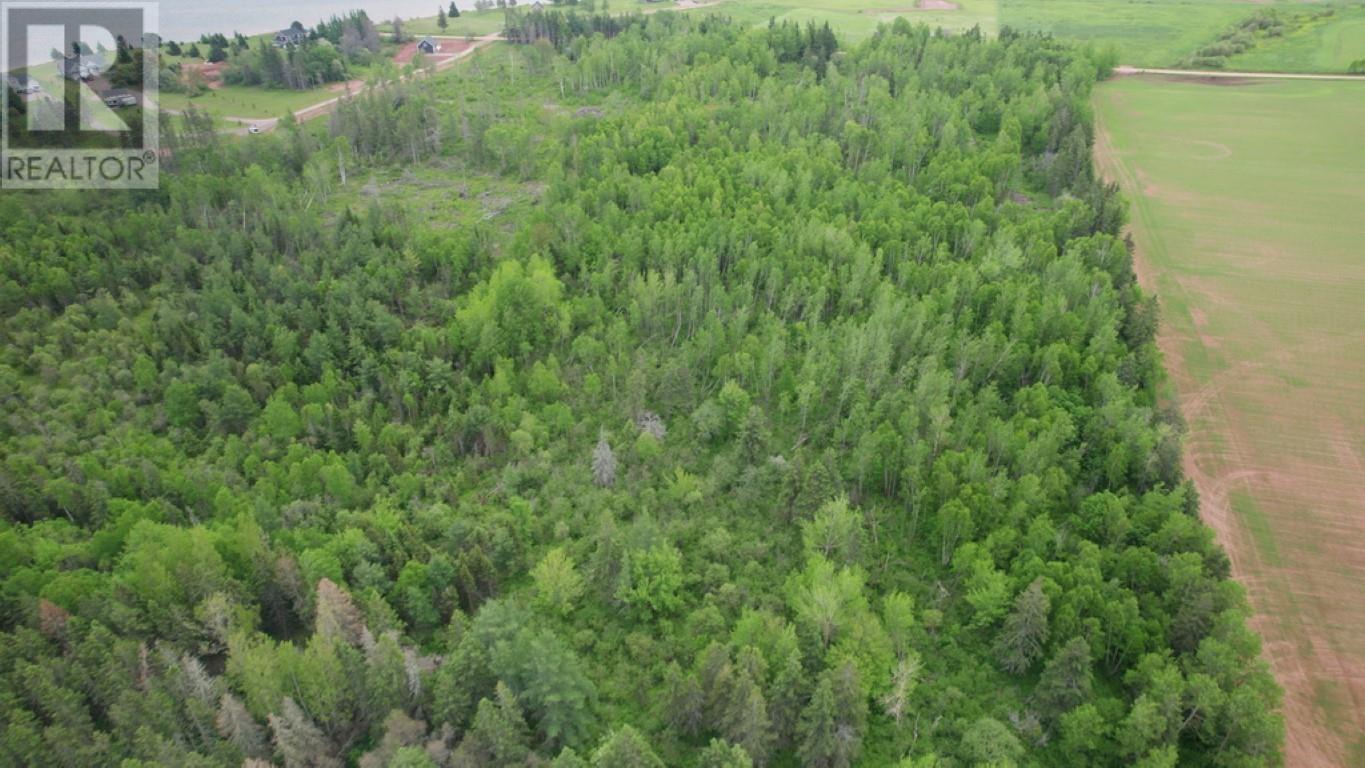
[
  {"left": 7, "top": 2, "right": 455, "bottom": 70},
  {"left": 156, "top": 0, "right": 448, "bottom": 42}
]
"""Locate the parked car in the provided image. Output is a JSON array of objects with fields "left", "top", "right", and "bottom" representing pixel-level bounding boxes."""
[{"left": 102, "top": 90, "right": 138, "bottom": 108}]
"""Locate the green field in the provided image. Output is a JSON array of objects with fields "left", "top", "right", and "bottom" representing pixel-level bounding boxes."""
[
  {"left": 998, "top": 0, "right": 1256, "bottom": 67},
  {"left": 392, "top": 0, "right": 999, "bottom": 40},
  {"left": 1227, "top": 3, "right": 1365, "bottom": 72},
  {"left": 1095, "top": 75, "right": 1365, "bottom": 767},
  {"left": 657, "top": 0, "right": 1365, "bottom": 67},
  {"left": 695, "top": 0, "right": 998, "bottom": 38}
]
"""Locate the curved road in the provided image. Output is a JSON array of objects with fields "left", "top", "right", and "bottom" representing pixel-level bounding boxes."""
[{"left": 193, "top": 33, "right": 505, "bottom": 136}]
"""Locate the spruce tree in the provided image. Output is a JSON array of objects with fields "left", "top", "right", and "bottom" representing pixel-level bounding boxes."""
[
  {"left": 1035, "top": 637, "right": 1094, "bottom": 721},
  {"left": 994, "top": 579, "right": 1051, "bottom": 674}
]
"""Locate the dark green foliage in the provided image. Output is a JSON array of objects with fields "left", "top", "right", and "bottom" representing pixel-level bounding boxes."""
[
  {"left": 1035, "top": 637, "right": 1095, "bottom": 722},
  {"left": 797, "top": 664, "right": 867, "bottom": 768}
]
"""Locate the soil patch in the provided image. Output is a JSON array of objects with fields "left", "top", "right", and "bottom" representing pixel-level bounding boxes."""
[
  {"left": 394, "top": 37, "right": 474, "bottom": 65},
  {"left": 1156, "top": 74, "right": 1263, "bottom": 87},
  {"left": 861, "top": 0, "right": 961, "bottom": 11},
  {"left": 184, "top": 61, "right": 225, "bottom": 90}
]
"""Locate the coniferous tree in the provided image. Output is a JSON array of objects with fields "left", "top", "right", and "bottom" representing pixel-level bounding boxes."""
[
  {"left": 721, "top": 649, "right": 771, "bottom": 764},
  {"left": 798, "top": 664, "right": 866, "bottom": 768},
  {"left": 592, "top": 434, "right": 617, "bottom": 487},
  {"left": 453, "top": 682, "right": 532, "bottom": 767},
  {"left": 1035, "top": 637, "right": 1095, "bottom": 721},
  {"left": 216, "top": 692, "right": 269, "bottom": 760},
  {"left": 994, "top": 579, "right": 1051, "bottom": 674},
  {"left": 663, "top": 662, "right": 705, "bottom": 739},
  {"left": 269, "top": 698, "right": 340, "bottom": 768}
]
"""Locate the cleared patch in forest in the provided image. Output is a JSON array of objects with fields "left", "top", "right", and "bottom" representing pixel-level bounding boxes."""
[{"left": 1094, "top": 75, "right": 1365, "bottom": 767}]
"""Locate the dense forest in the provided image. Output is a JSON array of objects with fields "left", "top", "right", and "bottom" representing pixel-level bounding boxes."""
[{"left": 0, "top": 12, "right": 1283, "bottom": 767}]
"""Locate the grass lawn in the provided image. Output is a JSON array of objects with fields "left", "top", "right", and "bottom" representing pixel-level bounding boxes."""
[
  {"left": 157, "top": 83, "right": 343, "bottom": 122},
  {"left": 383, "top": 8, "right": 510, "bottom": 37},
  {"left": 1094, "top": 74, "right": 1365, "bottom": 767}
]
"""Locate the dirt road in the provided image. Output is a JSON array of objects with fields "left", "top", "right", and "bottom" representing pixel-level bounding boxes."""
[
  {"left": 1114, "top": 65, "right": 1365, "bottom": 81},
  {"left": 222, "top": 33, "right": 503, "bottom": 136}
]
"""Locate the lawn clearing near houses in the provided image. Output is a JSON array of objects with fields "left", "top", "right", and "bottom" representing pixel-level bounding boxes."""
[{"left": 1094, "top": 74, "right": 1365, "bottom": 768}]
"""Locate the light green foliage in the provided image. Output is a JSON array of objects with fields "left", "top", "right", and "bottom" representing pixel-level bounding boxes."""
[
  {"left": 961, "top": 716, "right": 1024, "bottom": 765},
  {"left": 532, "top": 547, "right": 585, "bottom": 616},
  {"left": 117, "top": 522, "right": 230, "bottom": 639},
  {"left": 365, "top": 631, "right": 410, "bottom": 718},
  {"left": 389, "top": 746, "right": 438, "bottom": 768},
  {"left": 800, "top": 496, "right": 865, "bottom": 565},
  {"left": 959, "top": 546, "right": 1011, "bottom": 630},
  {"left": 591, "top": 725, "right": 665, "bottom": 768},
  {"left": 261, "top": 394, "right": 301, "bottom": 441},
  {"left": 633, "top": 430, "right": 662, "bottom": 463},
  {"left": 882, "top": 592, "right": 916, "bottom": 659},
  {"left": 787, "top": 555, "right": 869, "bottom": 649},
  {"left": 454, "top": 256, "right": 568, "bottom": 370},
  {"left": 617, "top": 542, "right": 685, "bottom": 618},
  {"left": 699, "top": 738, "right": 754, "bottom": 767}
]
